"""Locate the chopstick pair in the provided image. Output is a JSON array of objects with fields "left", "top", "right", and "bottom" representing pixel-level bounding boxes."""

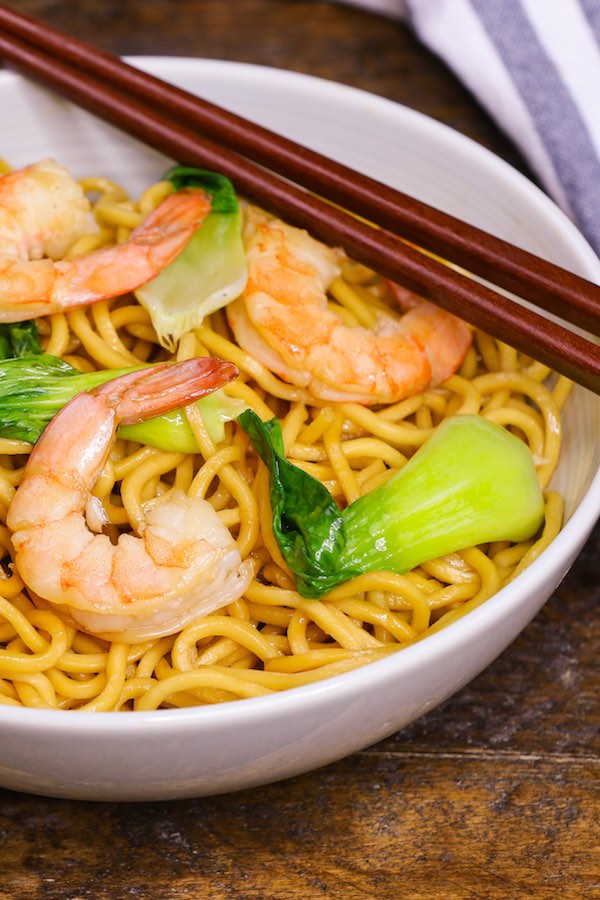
[{"left": 0, "top": 2, "right": 599, "bottom": 393}]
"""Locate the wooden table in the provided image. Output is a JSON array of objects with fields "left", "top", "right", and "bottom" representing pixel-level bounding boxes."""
[{"left": 1, "top": 2, "right": 598, "bottom": 897}]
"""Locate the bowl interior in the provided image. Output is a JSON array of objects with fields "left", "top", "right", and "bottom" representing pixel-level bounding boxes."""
[{"left": 0, "top": 59, "right": 598, "bottom": 800}]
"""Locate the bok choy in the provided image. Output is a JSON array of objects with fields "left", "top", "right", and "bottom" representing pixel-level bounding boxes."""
[
  {"left": 238, "top": 409, "right": 545, "bottom": 598},
  {"left": 0, "top": 320, "right": 42, "bottom": 359},
  {"left": 135, "top": 166, "right": 247, "bottom": 349},
  {"left": 0, "top": 355, "right": 245, "bottom": 449}
]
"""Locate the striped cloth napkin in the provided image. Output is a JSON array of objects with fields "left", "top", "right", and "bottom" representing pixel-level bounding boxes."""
[{"left": 339, "top": 0, "right": 600, "bottom": 258}]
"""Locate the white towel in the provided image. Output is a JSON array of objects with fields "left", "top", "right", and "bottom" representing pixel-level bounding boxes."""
[{"left": 338, "top": 0, "right": 600, "bottom": 257}]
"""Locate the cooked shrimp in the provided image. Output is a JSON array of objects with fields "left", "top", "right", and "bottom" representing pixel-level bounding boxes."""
[
  {"left": 7, "top": 359, "right": 254, "bottom": 643},
  {"left": 0, "top": 158, "right": 211, "bottom": 322},
  {"left": 227, "top": 207, "right": 472, "bottom": 404}
]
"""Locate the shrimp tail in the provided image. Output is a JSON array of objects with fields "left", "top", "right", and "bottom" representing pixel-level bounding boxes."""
[{"left": 94, "top": 357, "right": 239, "bottom": 425}]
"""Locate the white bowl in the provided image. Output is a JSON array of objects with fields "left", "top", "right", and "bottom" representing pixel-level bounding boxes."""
[{"left": 1, "top": 59, "right": 599, "bottom": 801}]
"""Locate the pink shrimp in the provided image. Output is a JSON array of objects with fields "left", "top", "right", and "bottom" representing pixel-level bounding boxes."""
[
  {"left": 6, "top": 358, "right": 253, "bottom": 643},
  {"left": 0, "top": 158, "right": 211, "bottom": 322},
  {"left": 227, "top": 206, "right": 472, "bottom": 404}
]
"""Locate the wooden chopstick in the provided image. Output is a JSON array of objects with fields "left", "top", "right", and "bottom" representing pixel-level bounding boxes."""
[
  {"left": 0, "top": 6, "right": 599, "bottom": 394},
  {"left": 1, "top": 2, "right": 600, "bottom": 340}
]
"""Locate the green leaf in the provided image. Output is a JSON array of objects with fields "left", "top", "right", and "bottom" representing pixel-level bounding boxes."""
[
  {"left": 238, "top": 409, "right": 357, "bottom": 596},
  {"left": 0, "top": 355, "right": 116, "bottom": 442},
  {"left": 164, "top": 165, "right": 239, "bottom": 214},
  {"left": 0, "top": 332, "right": 11, "bottom": 360},
  {"left": 0, "top": 320, "right": 42, "bottom": 359}
]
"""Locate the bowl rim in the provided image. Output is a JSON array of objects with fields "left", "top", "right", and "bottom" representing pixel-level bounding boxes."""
[{"left": 0, "top": 57, "right": 598, "bottom": 734}]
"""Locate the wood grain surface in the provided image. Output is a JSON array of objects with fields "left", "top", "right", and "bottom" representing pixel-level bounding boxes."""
[{"left": 1, "top": 2, "right": 598, "bottom": 898}]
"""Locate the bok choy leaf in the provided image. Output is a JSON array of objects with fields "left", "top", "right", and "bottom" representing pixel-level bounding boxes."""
[
  {"left": 135, "top": 166, "right": 247, "bottom": 349},
  {"left": 238, "top": 409, "right": 545, "bottom": 598},
  {"left": 0, "top": 320, "right": 42, "bottom": 359},
  {"left": 0, "top": 355, "right": 245, "bottom": 448}
]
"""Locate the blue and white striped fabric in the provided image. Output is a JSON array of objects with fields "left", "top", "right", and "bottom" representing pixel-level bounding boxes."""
[{"left": 339, "top": 0, "right": 600, "bottom": 258}]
